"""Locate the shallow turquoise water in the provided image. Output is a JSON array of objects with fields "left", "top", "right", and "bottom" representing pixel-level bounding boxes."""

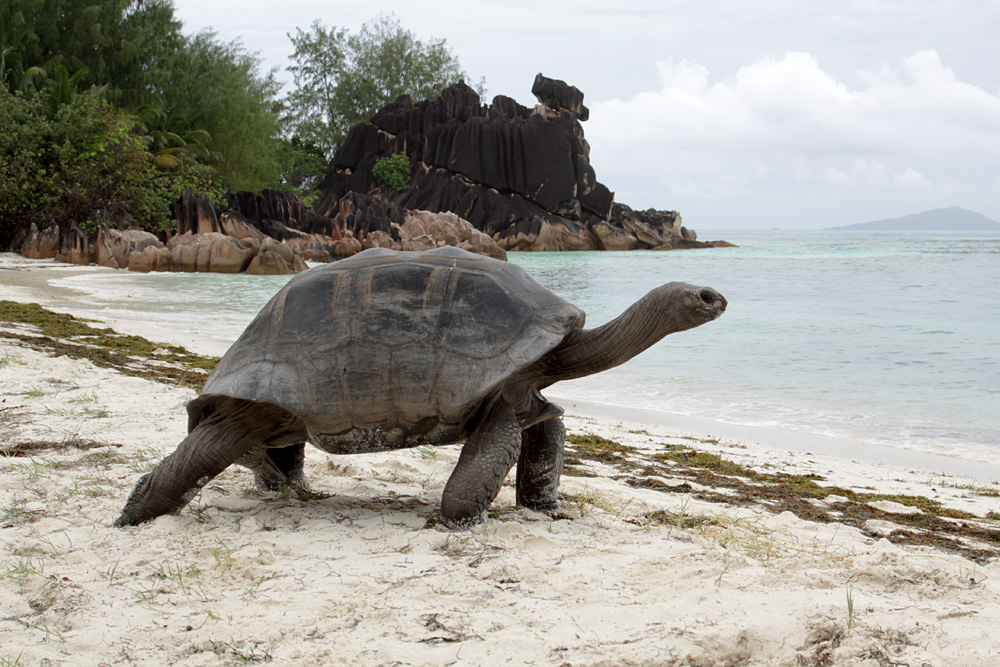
[{"left": 53, "top": 229, "right": 1000, "bottom": 464}]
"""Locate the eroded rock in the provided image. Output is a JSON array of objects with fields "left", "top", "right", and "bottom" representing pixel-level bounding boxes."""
[
  {"left": 20, "top": 222, "right": 60, "bottom": 259},
  {"left": 96, "top": 226, "right": 163, "bottom": 269}
]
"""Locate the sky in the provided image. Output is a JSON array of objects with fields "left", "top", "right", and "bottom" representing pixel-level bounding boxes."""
[{"left": 169, "top": 0, "right": 1000, "bottom": 230}]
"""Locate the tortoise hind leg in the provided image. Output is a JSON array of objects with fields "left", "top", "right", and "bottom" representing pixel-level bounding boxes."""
[
  {"left": 114, "top": 399, "right": 301, "bottom": 527},
  {"left": 440, "top": 397, "right": 522, "bottom": 527},
  {"left": 252, "top": 443, "right": 308, "bottom": 493},
  {"left": 515, "top": 417, "right": 565, "bottom": 513}
]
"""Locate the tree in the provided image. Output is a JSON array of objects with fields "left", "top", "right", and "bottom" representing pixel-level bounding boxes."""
[
  {"left": 1, "top": 0, "right": 183, "bottom": 109},
  {"left": 285, "top": 14, "right": 479, "bottom": 156},
  {"left": 275, "top": 135, "right": 328, "bottom": 194},
  {"left": 2, "top": 1, "right": 285, "bottom": 193},
  {"left": 160, "top": 31, "right": 284, "bottom": 191},
  {"left": 1, "top": 9, "right": 45, "bottom": 92},
  {"left": 0, "top": 86, "right": 156, "bottom": 240},
  {"left": 284, "top": 20, "right": 347, "bottom": 157}
]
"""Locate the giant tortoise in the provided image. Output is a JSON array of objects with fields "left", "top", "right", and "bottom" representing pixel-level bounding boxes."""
[{"left": 115, "top": 246, "right": 726, "bottom": 527}]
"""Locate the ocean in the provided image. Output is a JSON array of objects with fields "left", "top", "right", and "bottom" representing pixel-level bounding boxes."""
[{"left": 49, "top": 229, "right": 1000, "bottom": 465}]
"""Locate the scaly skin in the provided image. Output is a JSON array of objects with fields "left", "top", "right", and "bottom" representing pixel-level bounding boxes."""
[
  {"left": 515, "top": 418, "right": 566, "bottom": 512},
  {"left": 115, "top": 400, "right": 303, "bottom": 527},
  {"left": 440, "top": 397, "right": 522, "bottom": 527}
]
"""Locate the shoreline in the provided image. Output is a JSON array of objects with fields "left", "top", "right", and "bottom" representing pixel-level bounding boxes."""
[
  {"left": 552, "top": 396, "right": 1000, "bottom": 485},
  {"left": 0, "top": 253, "right": 235, "bottom": 357},
  {"left": 3, "top": 251, "right": 998, "bottom": 483},
  {"left": 3, "top": 254, "right": 1000, "bottom": 664}
]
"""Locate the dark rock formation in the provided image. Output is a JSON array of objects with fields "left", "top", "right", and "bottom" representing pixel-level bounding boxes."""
[
  {"left": 312, "top": 74, "right": 719, "bottom": 252},
  {"left": 314, "top": 78, "right": 614, "bottom": 251},
  {"left": 531, "top": 73, "right": 589, "bottom": 121}
]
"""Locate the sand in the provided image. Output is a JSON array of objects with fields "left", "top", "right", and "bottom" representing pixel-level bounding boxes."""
[{"left": 2, "top": 255, "right": 1000, "bottom": 666}]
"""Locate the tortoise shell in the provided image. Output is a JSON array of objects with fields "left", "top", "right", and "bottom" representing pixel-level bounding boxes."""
[{"left": 187, "top": 247, "right": 584, "bottom": 451}]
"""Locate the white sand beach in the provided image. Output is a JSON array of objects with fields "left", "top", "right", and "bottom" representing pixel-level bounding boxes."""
[{"left": 2, "top": 255, "right": 1000, "bottom": 666}]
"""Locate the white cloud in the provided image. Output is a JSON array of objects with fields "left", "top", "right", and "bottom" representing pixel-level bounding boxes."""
[
  {"left": 585, "top": 49, "right": 1000, "bottom": 226},
  {"left": 893, "top": 168, "right": 932, "bottom": 189}
]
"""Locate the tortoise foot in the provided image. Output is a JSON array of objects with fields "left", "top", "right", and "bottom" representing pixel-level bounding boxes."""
[
  {"left": 254, "top": 473, "right": 311, "bottom": 495},
  {"left": 440, "top": 509, "right": 488, "bottom": 530}
]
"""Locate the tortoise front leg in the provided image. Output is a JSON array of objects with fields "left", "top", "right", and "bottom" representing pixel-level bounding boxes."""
[
  {"left": 114, "top": 399, "right": 300, "bottom": 527},
  {"left": 515, "top": 417, "right": 565, "bottom": 513},
  {"left": 440, "top": 397, "right": 522, "bottom": 527}
]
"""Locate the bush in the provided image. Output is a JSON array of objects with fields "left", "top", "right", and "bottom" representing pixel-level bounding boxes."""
[
  {"left": 0, "top": 89, "right": 49, "bottom": 238},
  {"left": 371, "top": 152, "right": 412, "bottom": 191},
  {"left": 1, "top": 87, "right": 159, "bottom": 244},
  {"left": 0, "top": 86, "right": 226, "bottom": 244}
]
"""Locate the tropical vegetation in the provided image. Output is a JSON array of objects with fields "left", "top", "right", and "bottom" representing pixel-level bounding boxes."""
[{"left": 0, "top": 1, "right": 478, "bottom": 248}]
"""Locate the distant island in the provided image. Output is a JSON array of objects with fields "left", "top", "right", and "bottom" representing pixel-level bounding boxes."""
[{"left": 830, "top": 207, "right": 1000, "bottom": 231}]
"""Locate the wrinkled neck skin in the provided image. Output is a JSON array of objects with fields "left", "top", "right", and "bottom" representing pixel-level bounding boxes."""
[
  {"left": 499, "top": 282, "right": 725, "bottom": 429},
  {"left": 523, "top": 282, "right": 726, "bottom": 390}
]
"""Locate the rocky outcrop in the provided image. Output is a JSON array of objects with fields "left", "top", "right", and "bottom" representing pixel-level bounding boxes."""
[
  {"left": 54, "top": 224, "right": 89, "bottom": 265},
  {"left": 11, "top": 74, "right": 729, "bottom": 273},
  {"left": 531, "top": 73, "right": 589, "bottom": 121},
  {"left": 614, "top": 204, "right": 683, "bottom": 249},
  {"left": 96, "top": 226, "right": 164, "bottom": 269},
  {"left": 126, "top": 233, "right": 301, "bottom": 274},
  {"left": 311, "top": 74, "right": 725, "bottom": 252},
  {"left": 223, "top": 188, "right": 506, "bottom": 261},
  {"left": 20, "top": 222, "right": 60, "bottom": 259},
  {"left": 397, "top": 210, "right": 506, "bottom": 259},
  {"left": 313, "top": 77, "right": 613, "bottom": 252},
  {"left": 591, "top": 221, "right": 638, "bottom": 251},
  {"left": 246, "top": 237, "right": 309, "bottom": 275},
  {"left": 174, "top": 191, "right": 221, "bottom": 235}
]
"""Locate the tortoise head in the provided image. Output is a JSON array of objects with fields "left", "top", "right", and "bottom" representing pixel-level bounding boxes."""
[
  {"left": 539, "top": 282, "right": 727, "bottom": 384},
  {"left": 646, "top": 282, "right": 727, "bottom": 332}
]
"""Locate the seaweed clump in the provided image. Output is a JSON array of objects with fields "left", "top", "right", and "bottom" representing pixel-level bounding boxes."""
[
  {"left": 0, "top": 300, "right": 218, "bottom": 389},
  {"left": 563, "top": 432, "right": 1000, "bottom": 563}
]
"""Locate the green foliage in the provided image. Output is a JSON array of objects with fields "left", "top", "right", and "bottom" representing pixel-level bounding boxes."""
[
  {"left": 0, "top": 87, "right": 48, "bottom": 231},
  {"left": 2, "top": 5, "right": 476, "bottom": 245},
  {"left": 275, "top": 135, "right": 328, "bottom": 193},
  {"left": 2, "top": 0, "right": 284, "bottom": 195},
  {"left": 284, "top": 20, "right": 347, "bottom": 156},
  {"left": 131, "top": 158, "right": 226, "bottom": 233},
  {"left": 0, "top": 86, "right": 224, "bottom": 241},
  {"left": 371, "top": 152, "right": 412, "bottom": 191},
  {"left": 161, "top": 32, "right": 284, "bottom": 191},
  {"left": 0, "top": 87, "right": 151, "bottom": 236},
  {"left": 285, "top": 14, "right": 480, "bottom": 154},
  {"left": 1, "top": 0, "right": 284, "bottom": 244},
  {"left": 1, "top": 9, "right": 45, "bottom": 93},
  {"left": 2, "top": 0, "right": 183, "bottom": 108},
  {"left": 132, "top": 104, "right": 215, "bottom": 168}
]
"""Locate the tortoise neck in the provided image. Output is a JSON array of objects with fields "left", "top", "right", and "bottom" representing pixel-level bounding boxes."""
[{"left": 540, "top": 285, "right": 691, "bottom": 385}]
